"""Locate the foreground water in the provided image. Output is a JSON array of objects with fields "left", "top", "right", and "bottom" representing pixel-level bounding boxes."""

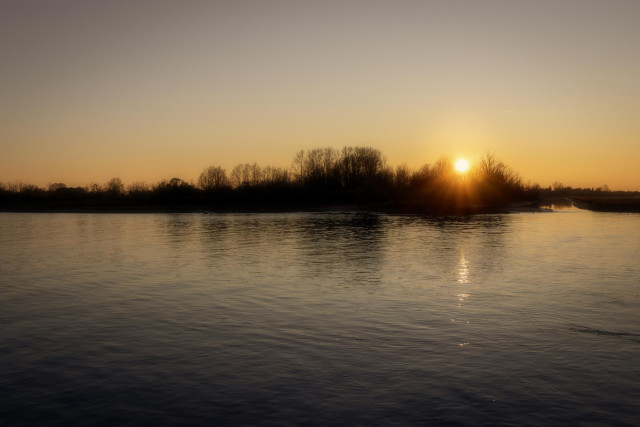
[{"left": 1, "top": 208, "right": 639, "bottom": 426}]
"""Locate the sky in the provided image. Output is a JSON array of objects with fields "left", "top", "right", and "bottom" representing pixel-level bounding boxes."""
[{"left": 1, "top": 0, "right": 639, "bottom": 190}]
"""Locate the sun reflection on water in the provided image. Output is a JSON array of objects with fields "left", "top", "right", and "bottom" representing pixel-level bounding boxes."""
[{"left": 457, "top": 251, "right": 469, "bottom": 284}]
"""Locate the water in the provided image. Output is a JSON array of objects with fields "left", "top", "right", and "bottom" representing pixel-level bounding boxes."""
[{"left": 1, "top": 208, "right": 639, "bottom": 426}]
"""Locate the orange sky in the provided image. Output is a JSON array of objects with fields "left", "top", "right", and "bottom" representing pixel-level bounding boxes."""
[{"left": 2, "top": 0, "right": 639, "bottom": 190}]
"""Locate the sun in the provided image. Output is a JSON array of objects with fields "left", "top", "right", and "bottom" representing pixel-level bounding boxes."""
[{"left": 454, "top": 158, "right": 470, "bottom": 173}]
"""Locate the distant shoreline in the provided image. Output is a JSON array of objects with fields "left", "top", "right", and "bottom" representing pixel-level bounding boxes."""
[
  {"left": 5, "top": 197, "right": 640, "bottom": 214},
  {"left": 0, "top": 200, "right": 547, "bottom": 215},
  {"left": 570, "top": 196, "right": 640, "bottom": 213}
]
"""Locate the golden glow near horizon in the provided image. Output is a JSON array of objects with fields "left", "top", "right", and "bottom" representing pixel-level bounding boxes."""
[
  {"left": 1, "top": 1, "right": 640, "bottom": 190},
  {"left": 454, "top": 159, "right": 470, "bottom": 174}
]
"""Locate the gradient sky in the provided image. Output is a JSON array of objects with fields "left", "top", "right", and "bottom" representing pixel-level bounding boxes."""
[{"left": 2, "top": 0, "right": 639, "bottom": 190}]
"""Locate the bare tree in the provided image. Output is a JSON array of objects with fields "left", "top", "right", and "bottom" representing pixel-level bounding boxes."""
[
  {"left": 127, "top": 181, "right": 149, "bottom": 195},
  {"left": 230, "top": 164, "right": 244, "bottom": 188},
  {"left": 7, "top": 181, "right": 25, "bottom": 192},
  {"left": 339, "top": 146, "right": 385, "bottom": 189},
  {"left": 291, "top": 150, "right": 305, "bottom": 183},
  {"left": 394, "top": 164, "right": 411, "bottom": 188},
  {"left": 262, "top": 166, "right": 289, "bottom": 185},
  {"left": 478, "top": 152, "right": 521, "bottom": 187},
  {"left": 87, "top": 183, "right": 102, "bottom": 193},
  {"left": 249, "top": 163, "right": 262, "bottom": 185},
  {"left": 432, "top": 156, "right": 453, "bottom": 180},
  {"left": 198, "top": 166, "right": 228, "bottom": 190},
  {"left": 230, "top": 163, "right": 259, "bottom": 188},
  {"left": 105, "top": 178, "right": 124, "bottom": 196}
]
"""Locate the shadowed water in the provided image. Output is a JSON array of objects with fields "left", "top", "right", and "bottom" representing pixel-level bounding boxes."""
[{"left": 1, "top": 209, "right": 639, "bottom": 425}]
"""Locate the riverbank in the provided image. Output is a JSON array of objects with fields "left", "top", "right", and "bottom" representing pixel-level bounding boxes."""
[
  {"left": 0, "top": 199, "right": 546, "bottom": 215},
  {"left": 571, "top": 196, "right": 640, "bottom": 212}
]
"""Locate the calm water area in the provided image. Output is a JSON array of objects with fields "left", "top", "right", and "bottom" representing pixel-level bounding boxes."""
[{"left": 1, "top": 208, "right": 639, "bottom": 426}]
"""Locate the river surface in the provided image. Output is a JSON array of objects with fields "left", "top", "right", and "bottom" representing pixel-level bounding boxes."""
[{"left": 1, "top": 208, "right": 639, "bottom": 426}]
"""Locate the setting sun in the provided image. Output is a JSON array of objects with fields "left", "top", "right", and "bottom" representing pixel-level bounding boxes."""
[{"left": 455, "top": 158, "right": 470, "bottom": 173}]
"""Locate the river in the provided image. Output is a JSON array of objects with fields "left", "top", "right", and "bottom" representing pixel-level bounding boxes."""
[{"left": 1, "top": 208, "right": 639, "bottom": 425}]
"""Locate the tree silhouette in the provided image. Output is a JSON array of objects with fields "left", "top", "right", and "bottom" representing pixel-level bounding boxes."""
[
  {"left": 0, "top": 146, "right": 559, "bottom": 213},
  {"left": 198, "top": 166, "right": 228, "bottom": 190},
  {"left": 105, "top": 178, "right": 124, "bottom": 196},
  {"left": 48, "top": 183, "right": 67, "bottom": 192}
]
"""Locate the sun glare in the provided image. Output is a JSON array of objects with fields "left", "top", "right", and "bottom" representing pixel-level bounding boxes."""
[{"left": 455, "top": 158, "right": 470, "bottom": 173}]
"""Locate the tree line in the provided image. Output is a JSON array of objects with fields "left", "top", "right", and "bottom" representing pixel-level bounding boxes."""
[{"left": 0, "top": 147, "right": 554, "bottom": 212}]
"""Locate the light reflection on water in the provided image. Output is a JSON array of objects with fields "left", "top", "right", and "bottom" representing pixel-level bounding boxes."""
[
  {"left": 1, "top": 210, "right": 639, "bottom": 425},
  {"left": 457, "top": 251, "right": 470, "bottom": 284}
]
